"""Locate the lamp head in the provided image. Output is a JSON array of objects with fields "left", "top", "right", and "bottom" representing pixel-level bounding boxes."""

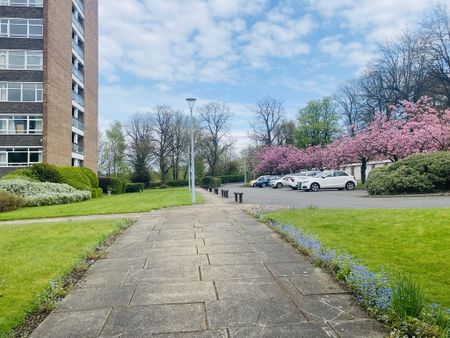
[{"left": 186, "top": 97, "right": 197, "bottom": 110}]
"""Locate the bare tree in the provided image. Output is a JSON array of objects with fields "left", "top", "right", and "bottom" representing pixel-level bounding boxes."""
[
  {"left": 170, "top": 111, "right": 189, "bottom": 180},
  {"left": 422, "top": 3, "right": 450, "bottom": 107},
  {"left": 151, "top": 105, "right": 175, "bottom": 184},
  {"left": 250, "top": 96, "right": 285, "bottom": 146},
  {"left": 125, "top": 112, "right": 153, "bottom": 185},
  {"left": 197, "top": 102, "right": 233, "bottom": 176},
  {"left": 335, "top": 80, "right": 365, "bottom": 136}
]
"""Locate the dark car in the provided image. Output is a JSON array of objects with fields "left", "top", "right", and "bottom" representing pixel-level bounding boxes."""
[{"left": 255, "top": 175, "right": 281, "bottom": 188}]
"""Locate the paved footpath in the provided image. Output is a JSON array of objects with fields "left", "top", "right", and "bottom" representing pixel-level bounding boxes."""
[{"left": 31, "top": 191, "right": 387, "bottom": 338}]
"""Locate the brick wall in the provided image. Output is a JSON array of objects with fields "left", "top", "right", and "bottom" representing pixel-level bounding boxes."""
[
  {"left": 0, "top": 70, "right": 43, "bottom": 82},
  {"left": 0, "top": 134, "right": 42, "bottom": 147},
  {"left": 0, "top": 37, "right": 43, "bottom": 50},
  {"left": 0, "top": 6, "right": 43, "bottom": 18},
  {"left": 82, "top": 0, "right": 99, "bottom": 172},
  {"left": 42, "top": 0, "right": 73, "bottom": 167},
  {"left": 0, "top": 102, "right": 43, "bottom": 114}
]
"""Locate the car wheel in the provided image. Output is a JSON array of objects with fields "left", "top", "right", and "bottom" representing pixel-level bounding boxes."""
[
  {"left": 346, "top": 181, "right": 356, "bottom": 190},
  {"left": 310, "top": 183, "right": 320, "bottom": 192},
  {"left": 291, "top": 186, "right": 298, "bottom": 190},
  {"left": 276, "top": 182, "right": 283, "bottom": 189},
  {"left": 262, "top": 183, "right": 268, "bottom": 188},
  {"left": 252, "top": 183, "right": 256, "bottom": 187}
]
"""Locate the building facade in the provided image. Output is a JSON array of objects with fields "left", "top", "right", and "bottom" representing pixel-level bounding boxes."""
[{"left": 0, "top": 0, "right": 98, "bottom": 176}]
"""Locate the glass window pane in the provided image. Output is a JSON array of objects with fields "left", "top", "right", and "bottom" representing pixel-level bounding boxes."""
[
  {"left": 8, "top": 87, "right": 21, "bottom": 101},
  {"left": 0, "top": 152, "right": 6, "bottom": 165},
  {"left": 22, "top": 84, "right": 35, "bottom": 101},
  {"left": 29, "top": 119, "right": 42, "bottom": 133},
  {"left": 0, "top": 52, "right": 7, "bottom": 69},
  {"left": 8, "top": 151, "right": 27, "bottom": 164},
  {"left": 9, "top": 51, "right": 25, "bottom": 69},
  {"left": 27, "top": 52, "right": 43, "bottom": 70},
  {"left": 13, "top": 119, "right": 26, "bottom": 133},
  {"left": 0, "top": 120, "right": 7, "bottom": 132},
  {"left": 29, "top": 24, "right": 43, "bottom": 36},
  {"left": 10, "top": 22, "right": 28, "bottom": 37}
]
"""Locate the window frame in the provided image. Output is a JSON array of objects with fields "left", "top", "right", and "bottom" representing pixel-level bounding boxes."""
[
  {"left": 0, "top": 50, "right": 43, "bottom": 70},
  {"left": 0, "top": 114, "right": 43, "bottom": 134},
  {"left": 0, "top": 82, "right": 43, "bottom": 102},
  {"left": 0, "top": 18, "right": 43, "bottom": 39},
  {"left": 0, "top": 0, "right": 43, "bottom": 7},
  {"left": 0, "top": 147, "right": 42, "bottom": 167}
]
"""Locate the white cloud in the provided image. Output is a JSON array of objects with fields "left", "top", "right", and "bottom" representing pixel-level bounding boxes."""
[
  {"left": 99, "top": 0, "right": 316, "bottom": 83},
  {"left": 309, "top": 0, "right": 434, "bottom": 43}
]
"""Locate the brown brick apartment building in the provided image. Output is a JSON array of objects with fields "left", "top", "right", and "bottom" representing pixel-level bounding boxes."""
[{"left": 0, "top": 0, "right": 98, "bottom": 175}]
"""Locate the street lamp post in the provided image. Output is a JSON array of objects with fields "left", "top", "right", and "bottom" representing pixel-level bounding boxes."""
[{"left": 186, "top": 98, "right": 197, "bottom": 203}]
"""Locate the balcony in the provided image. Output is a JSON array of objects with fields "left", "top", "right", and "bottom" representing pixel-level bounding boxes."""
[
  {"left": 72, "top": 40, "right": 84, "bottom": 59},
  {"left": 73, "top": 0, "right": 84, "bottom": 13},
  {"left": 72, "top": 143, "right": 84, "bottom": 155},
  {"left": 72, "top": 91, "right": 84, "bottom": 107},
  {"left": 72, "top": 13, "right": 84, "bottom": 34},
  {"left": 72, "top": 65, "right": 84, "bottom": 82},
  {"left": 72, "top": 117, "right": 84, "bottom": 131}
]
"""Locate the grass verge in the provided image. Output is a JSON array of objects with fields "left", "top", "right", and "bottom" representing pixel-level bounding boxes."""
[
  {"left": 265, "top": 208, "right": 450, "bottom": 307},
  {"left": 0, "top": 218, "right": 133, "bottom": 337},
  {"left": 0, "top": 188, "right": 203, "bottom": 221}
]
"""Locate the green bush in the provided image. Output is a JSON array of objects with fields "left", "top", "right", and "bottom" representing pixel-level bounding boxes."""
[
  {"left": 91, "top": 188, "right": 103, "bottom": 198},
  {"left": 0, "top": 180, "right": 91, "bottom": 207},
  {"left": 126, "top": 183, "right": 145, "bottom": 193},
  {"left": 167, "top": 179, "right": 189, "bottom": 187},
  {"left": 31, "top": 163, "right": 62, "bottom": 183},
  {"left": 367, "top": 152, "right": 450, "bottom": 195},
  {"left": 131, "top": 169, "right": 151, "bottom": 188},
  {"left": 149, "top": 181, "right": 162, "bottom": 189},
  {"left": 0, "top": 190, "right": 25, "bottom": 212},
  {"left": 99, "top": 177, "right": 127, "bottom": 194},
  {"left": 201, "top": 176, "right": 222, "bottom": 188},
  {"left": 2, "top": 168, "right": 38, "bottom": 181},
  {"left": 80, "top": 167, "right": 99, "bottom": 188},
  {"left": 56, "top": 167, "right": 92, "bottom": 191},
  {"left": 218, "top": 175, "right": 245, "bottom": 184}
]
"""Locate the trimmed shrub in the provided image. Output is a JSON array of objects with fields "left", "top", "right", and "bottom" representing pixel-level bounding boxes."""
[
  {"left": 0, "top": 180, "right": 91, "bottom": 207},
  {"left": 126, "top": 183, "right": 145, "bottom": 193},
  {"left": 2, "top": 168, "right": 38, "bottom": 182},
  {"left": 57, "top": 167, "right": 92, "bottom": 191},
  {"left": 201, "top": 176, "right": 222, "bottom": 188},
  {"left": 367, "top": 152, "right": 450, "bottom": 195},
  {"left": 80, "top": 167, "right": 99, "bottom": 188},
  {"left": 91, "top": 188, "right": 103, "bottom": 198},
  {"left": 31, "top": 163, "right": 62, "bottom": 183},
  {"left": 99, "top": 177, "right": 127, "bottom": 194},
  {"left": 167, "top": 179, "right": 189, "bottom": 187},
  {"left": 0, "top": 190, "right": 25, "bottom": 212},
  {"left": 131, "top": 169, "right": 151, "bottom": 188}
]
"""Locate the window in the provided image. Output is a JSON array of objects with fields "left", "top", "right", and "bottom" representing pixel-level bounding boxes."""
[
  {"left": 0, "top": 50, "right": 43, "bottom": 70},
  {"left": 0, "top": 82, "right": 43, "bottom": 102},
  {"left": 0, "top": 0, "right": 43, "bottom": 6},
  {"left": 0, "top": 147, "right": 42, "bottom": 167},
  {"left": 0, "top": 19, "right": 43, "bottom": 38},
  {"left": 0, "top": 115, "right": 43, "bottom": 134},
  {"left": 334, "top": 171, "right": 349, "bottom": 177}
]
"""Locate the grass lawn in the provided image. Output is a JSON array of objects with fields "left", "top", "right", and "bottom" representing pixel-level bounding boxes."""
[
  {"left": 266, "top": 208, "right": 450, "bottom": 307},
  {"left": 0, "top": 219, "right": 130, "bottom": 336},
  {"left": 0, "top": 188, "right": 203, "bottom": 221}
]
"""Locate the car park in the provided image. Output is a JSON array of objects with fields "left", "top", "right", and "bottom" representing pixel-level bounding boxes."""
[
  {"left": 298, "top": 170, "right": 356, "bottom": 192},
  {"left": 255, "top": 175, "right": 281, "bottom": 188}
]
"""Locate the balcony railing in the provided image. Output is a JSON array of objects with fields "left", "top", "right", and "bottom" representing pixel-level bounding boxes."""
[
  {"left": 72, "top": 65, "right": 84, "bottom": 82},
  {"left": 72, "top": 91, "right": 84, "bottom": 107},
  {"left": 73, "top": 0, "right": 84, "bottom": 12},
  {"left": 72, "top": 40, "right": 84, "bottom": 59},
  {"left": 72, "top": 117, "right": 84, "bottom": 131},
  {"left": 72, "top": 143, "right": 84, "bottom": 155},
  {"left": 72, "top": 13, "right": 84, "bottom": 34}
]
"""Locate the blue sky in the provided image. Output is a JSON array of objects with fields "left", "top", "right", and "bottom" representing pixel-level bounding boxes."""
[{"left": 98, "top": 0, "right": 435, "bottom": 151}]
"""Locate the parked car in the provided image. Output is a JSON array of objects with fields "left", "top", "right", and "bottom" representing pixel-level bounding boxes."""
[
  {"left": 250, "top": 175, "right": 270, "bottom": 187},
  {"left": 286, "top": 171, "right": 321, "bottom": 190},
  {"left": 298, "top": 170, "right": 356, "bottom": 192},
  {"left": 269, "top": 174, "right": 291, "bottom": 189},
  {"left": 255, "top": 175, "right": 281, "bottom": 188}
]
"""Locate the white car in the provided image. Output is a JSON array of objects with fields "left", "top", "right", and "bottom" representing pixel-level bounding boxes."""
[
  {"left": 298, "top": 170, "right": 357, "bottom": 192},
  {"left": 286, "top": 171, "right": 321, "bottom": 190},
  {"left": 269, "top": 174, "right": 291, "bottom": 189}
]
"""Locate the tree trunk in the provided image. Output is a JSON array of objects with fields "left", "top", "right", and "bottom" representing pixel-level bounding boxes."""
[{"left": 361, "top": 158, "right": 367, "bottom": 184}]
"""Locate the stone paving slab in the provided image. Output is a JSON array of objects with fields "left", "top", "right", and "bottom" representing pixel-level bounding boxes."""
[{"left": 32, "top": 189, "right": 387, "bottom": 337}]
